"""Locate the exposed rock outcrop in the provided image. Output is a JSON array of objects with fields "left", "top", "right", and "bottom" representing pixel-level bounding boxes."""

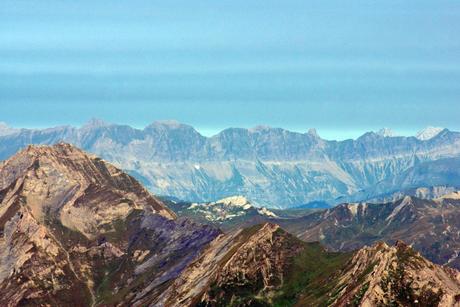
[
  {"left": 327, "top": 241, "right": 460, "bottom": 307},
  {"left": 160, "top": 223, "right": 308, "bottom": 306},
  {"left": 0, "top": 144, "right": 219, "bottom": 306},
  {"left": 279, "top": 195, "right": 460, "bottom": 270}
]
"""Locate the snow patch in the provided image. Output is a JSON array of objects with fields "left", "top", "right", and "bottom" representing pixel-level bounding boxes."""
[
  {"left": 186, "top": 195, "right": 278, "bottom": 221},
  {"left": 416, "top": 126, "right": 443, "bottom": 140},
  {"left": 213, "top": 196, "right": 250, "bottom": 207},
  {"left": 188, "top": 203, "right": 199, "bottom": 209},
  {"left": 257, "top": 207, "right": 278, "bottom": 218},
  {"left": 386, "top": 196, "right": 412, "bottom": 223},
  {"left": 347, "top": 203, "right": 359, "bottom": 217},
  {"left": 0, "top": 122, "right": 19, "bottom": 136}
]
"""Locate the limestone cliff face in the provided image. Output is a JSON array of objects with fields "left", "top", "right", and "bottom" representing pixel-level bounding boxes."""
[
  {"left": 1, "top": 121, "right": 460, "bottom": 207},
  {"left": 326, "top": 241, "right": 460, "bottom": 307},
  {"left": 0, "top": 209, "right": 91, "bottom": 306},
  {"left": 0, "top": 144, "right": 219, "bottom": 306},
  {"left": 160, "top": 223, "right": 307, "bottom": 306},
  {"left": 0, "top": 143, "right": 175, "bottom": 234}
]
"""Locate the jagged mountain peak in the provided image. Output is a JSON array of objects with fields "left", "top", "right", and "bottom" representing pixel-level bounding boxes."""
[
  {"left": 307, "top": 127, "right": 320, "bottom": 137},
  {"left": 357, "top": 130, "right": 379, "bottom": 140},
  {"left": 3, "top": 142, "right": 99, "bottom": 172},
  {"left": 161, "top": 222, "right": 460, "bottom": 306},
  {"left": 213, "top": 195, "right": 251, "bottom": 207},
  {"left": 357, "top": 239, "right": 411, "bottom": 255},
  {"left": 144, "top": 120, "right": 204, "bottom": 138},
  {"left": 416, "top": 126, "right": 444, "bottom": 140},
  {"left": 210, "top": 195, "right": 279, "bottom": 218},
  {"left": 284, "top": 194, "right": 460, "bottom": 272},
  {"left": 146, "top": 119, "right": 195, "bottom": 130},
  {"left": 160, "top": 222, "right": 306, "bottom": 306},
  {"left": 0, "top": 122, "right": 19, "bottom": 136},
  {"left": 249, "top": 124, "right": 272, "bottom": 132},
  {"left": 0, "top": 143, "right": 176, "bottom": 226},
  {"left": 323, "top": 195, "right": 417, "bottom": 222},
  {"left": 25, "top": 142, "right": 86, "bottom": 154},
  {"left": 332, "top": 240, "right": 460, "bottom": 306},
  {"left": 377, "top": 127, "right": 396, "bottom": 137},
  {"left": 82, "top": 118, "right": 111, "bottom": 129}
]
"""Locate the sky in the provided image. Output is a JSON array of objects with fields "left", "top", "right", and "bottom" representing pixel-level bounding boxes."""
[{"left": 1, "top": 0, "right": 460, "bottom": 140}]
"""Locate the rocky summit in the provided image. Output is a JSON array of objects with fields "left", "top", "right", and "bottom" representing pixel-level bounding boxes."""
[
  {"left": 0, "top": 144, "right": 220, "bottom": 306},
  {"left": 1, "top": 121, "right": 460, "bottom": 207},
  {"left": 318, "top": 241, "right": 460, "bottom": 307}
]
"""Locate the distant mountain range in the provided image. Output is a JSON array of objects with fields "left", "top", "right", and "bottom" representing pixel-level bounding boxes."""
[
  {"left": 0, "top": 120, "right": 459, "bottom": 208},
  {"left": 1, "top": 144, "right": 459, "bottom": 306},
  {"left": 278, "top": 194, "right": 460, "bottom": 270}
]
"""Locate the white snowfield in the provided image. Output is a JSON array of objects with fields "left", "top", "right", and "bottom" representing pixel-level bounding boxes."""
[
  {"left": 187, "top": 195, "right": 278, "bottom": 221},
  {"left": 416, "top": 126, "right": 444, "bottom": 141}
]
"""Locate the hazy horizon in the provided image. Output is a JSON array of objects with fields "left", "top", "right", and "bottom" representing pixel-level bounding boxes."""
[{"left": 2, "top": 0, "right": 460, "bottom": 139}]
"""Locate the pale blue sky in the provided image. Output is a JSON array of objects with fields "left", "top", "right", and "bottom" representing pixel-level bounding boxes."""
[{"left": 1, "top": 0, "right": 460, "bottom": 139}]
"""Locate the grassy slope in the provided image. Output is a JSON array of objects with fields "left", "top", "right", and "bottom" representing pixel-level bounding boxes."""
[
  {"left": 273, "top": 240, "right": 352, "bottom": 306},
  {"left": 201, "top": 226, "right": 352, "bottom": 306}
]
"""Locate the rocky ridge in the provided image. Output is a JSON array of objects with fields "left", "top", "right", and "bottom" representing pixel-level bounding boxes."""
[
  {"left": 159, "top": 224, "right": 460, "bottom": 307},
  {"left": 279, "top": 195, "right": 460, "bottom": 270},
  {"left": 1, "top": 121, "right": 460, "bottom": 207},
  {"left": 159, "top": 223, "right": 342, "bottom": 306},
  {"left": 312, "top": 241, "right": 460, "bottom": 306},
  {"left": 0, "top": 144, "right": 219, "bottom": 306}
]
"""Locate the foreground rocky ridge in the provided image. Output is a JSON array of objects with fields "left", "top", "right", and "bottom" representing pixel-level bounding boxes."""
[
  {"left": 321, "top": 241, "right": 460, "bottom": 307},
  {"left": 167, "top": 192, "right": 460, "bottom": 273},
  {"left": 1, "top": 120, "right": 460, "bottom": 207},
  {"left": 0, "top": 144, "right": 220, "bottom": 306},
  {"left": 159, "top": 224, "right": 460, "bottom": 307}
]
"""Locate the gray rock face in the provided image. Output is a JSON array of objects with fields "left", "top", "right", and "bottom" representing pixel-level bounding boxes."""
[
  {"left": 0, "top": 144, "right": 220, "bottom": 306},
  {"left": 346, "top": 157, "right": 460, "bottom": 203},
  {"left": 1, "top": 121, "right": 460, "bottom": 208},
  {"left": 359, "top": 185, "right": 460, "bottom": 204},
  {"left": 277, "top": 195, "right": 460, "bottom": 270}
]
